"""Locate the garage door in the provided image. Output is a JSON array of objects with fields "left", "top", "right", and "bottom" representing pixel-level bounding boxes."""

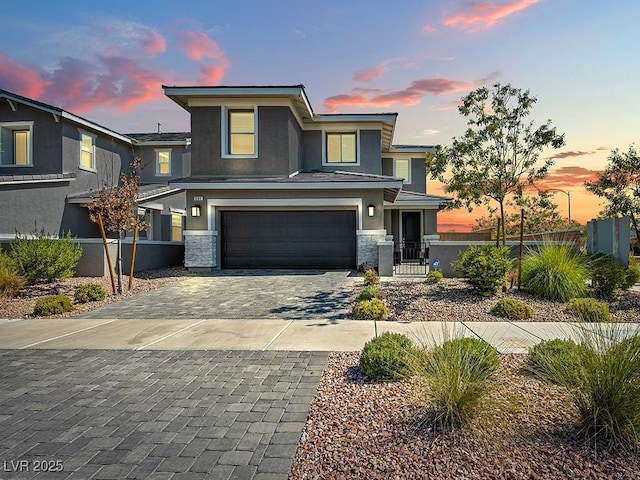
[{"left": 221, "top": 210, "right": 356, "bottom": 268}]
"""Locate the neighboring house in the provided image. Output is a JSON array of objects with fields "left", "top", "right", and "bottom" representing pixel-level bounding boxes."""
[
  {"left": 163, "top": 84, "right": 451, "bottom": 270},
  {"left": 0, "top": 88, "right": 186, "bottom": 243}
]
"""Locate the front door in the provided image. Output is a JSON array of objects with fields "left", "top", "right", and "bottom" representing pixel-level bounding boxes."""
[{"left": 402, "top": 212, "right": 421, "bottom": 260}]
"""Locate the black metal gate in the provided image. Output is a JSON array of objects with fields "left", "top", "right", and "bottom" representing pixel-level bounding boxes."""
[{"left": 393, "top": 241, "right": 428, "bottom": 275}]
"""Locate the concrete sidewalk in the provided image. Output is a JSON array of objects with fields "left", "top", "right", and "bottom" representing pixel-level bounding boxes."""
[{"left": 0, "top": 317, "right": 638, "bottom": 353}]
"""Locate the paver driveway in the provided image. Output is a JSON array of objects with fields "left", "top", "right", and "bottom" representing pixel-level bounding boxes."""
[
  {"left": 78, "top": 270, "right": 354, "bottom": 320},
  {"left": 0, "top": 349, "right": 327, "bottom": 480}
]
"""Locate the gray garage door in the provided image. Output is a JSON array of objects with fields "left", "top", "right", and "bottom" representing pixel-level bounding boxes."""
[{"left": 221, "top": 210, "right": 356, "bottom": 268}]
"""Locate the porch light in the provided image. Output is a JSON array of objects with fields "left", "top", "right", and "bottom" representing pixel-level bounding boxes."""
[
  {"left": 191, "top": 205, "right": 201, "bottom": 217},
  {"left": 367, "top": 205, "right": 375, "bottom": 217}
]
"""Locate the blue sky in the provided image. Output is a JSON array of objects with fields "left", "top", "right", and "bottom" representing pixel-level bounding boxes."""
[{"left": 2, "top": 1, "right": 639, "bottom": 228}]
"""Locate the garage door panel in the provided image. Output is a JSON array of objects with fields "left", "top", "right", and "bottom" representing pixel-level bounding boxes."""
[{"left": 221, "top": 210, "right": 356, "bottom": 269}]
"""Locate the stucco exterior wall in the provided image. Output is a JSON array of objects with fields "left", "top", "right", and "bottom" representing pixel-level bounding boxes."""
[{"left": 300, "top": 130, "right": 382, "bottom": 174}]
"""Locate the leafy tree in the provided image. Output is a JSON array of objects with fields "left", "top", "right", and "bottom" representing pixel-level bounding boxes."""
[
  {"left": 87, "top": 157, "right": 146, "bottom": 294},
  {"left": 429, "top": 83, "right": 565, "bottom": 244},
  {"left": 585, "top": 146, "right": 640, "bottom": 245},
  {"left": 473, "top": 193, "right": 580, "bottom": 236}
]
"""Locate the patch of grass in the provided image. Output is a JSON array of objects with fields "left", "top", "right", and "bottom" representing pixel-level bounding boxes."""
[
  {"left": 490, "top": 298, "right": 533, "bottom": 320},
  {"left": 566, "top": 297, "right": 610, "bottom": 322},
  {"left": 359, "top": 332, "right": 416, "bottom": 381},
  {"left": 526, "top": 338, "right": 581, "bottom": 386},
  {"left": 521, "top": 243, "right": 588, "bottom": 301},
  {"left": 418, "top": 337, "right": 500, "bottom": 430},
  {"left": 0, "top": 265, "right": 26, "bottom": 297}
]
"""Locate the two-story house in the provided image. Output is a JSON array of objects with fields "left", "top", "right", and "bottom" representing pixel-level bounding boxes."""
[
  {"left": 0, "top": 88, "right": 187, "bottom": 244},
  {"left": 163, "top": 85, "right": 450, "bottom": 271}
]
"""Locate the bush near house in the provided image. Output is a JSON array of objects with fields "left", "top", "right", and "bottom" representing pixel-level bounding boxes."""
[
  {"left": 623, "top": 260, "right": 640, "bottom": 289},
  {"left": 352, "top": 298, "right": 387, "bottom": 320},
  {"left": 490, "top": 298, "right": 533, "bottom": 320},
  {"left": 566, "top": 298, "right": 610, "bottom": 322},
  {"left": 359, "top": 332, "right": 416, "bottom": 381},
  {"left": 359, "top": 284, "right": 383, "bottom": 301},
  {"left": 363, "top": 269, "right": 380, "bottom": 286},
  {"left": 425, "top": 270, "right": 443, "bottom": 284},
  {"left": 588, "top": 253, "right": 626, "bottom": 297},
  {"left": 0, "top": 252, "right": 25, "bottom": 297},
  {"left": 33, "top": 295, "right": 75, "bottom": 316},
  {"left": 9, "top": 229, "right": 82, "bottom": 284},
  {"left": 452, "top": 245, "right": 513, "bottom": 296},
  {"left": 74, "top": 283, "right": 107, "bottom": 303},
  {"left": 520, "top": 243, "right": 588, "bottom": 301}
]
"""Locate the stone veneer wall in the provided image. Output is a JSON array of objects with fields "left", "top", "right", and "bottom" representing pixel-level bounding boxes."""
[
  {"left": 356, "top": 230, "right": 387, "bottom": 267},
  {"left": 184, "top": 231, "right": 217, "bottom": 269}
]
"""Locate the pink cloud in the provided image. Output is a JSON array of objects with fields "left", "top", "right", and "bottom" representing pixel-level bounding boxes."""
[
  {"left": 323, "top": 77, "right": 474, "bottom": 112},
  {"left": 139, "top": 29, "right": 167, "bottom": 55},
  {"left": 0, "top": 54, "right": 49, "bottom": 98},
  {"left": 198, "top": 64, "right": 226, "bottom": 85},
  {"left": 177, "top": 30, "right": 225, "bottom": 61},
  {"left": 354, "top": 65, "right": 388, "bottom": 83},
  {"left": 422, "top": 24, "right": 438, "bottom": 33},
  {"left": 534, "top": 166, "right": 602, "bottom": 190},
  {"left": 442, "top": 0, "right": 542, "bottom": 30}
]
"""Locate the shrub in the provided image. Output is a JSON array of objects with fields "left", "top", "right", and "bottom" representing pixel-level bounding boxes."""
[
  {"left": 526, "top": 339, "right": 581, "bottom": 386},
  {"left": 623, "top": 263, "right": 640, "bottom": 289},
  {"left": 0, "top": 265, "right": 26, "bottom": 297},
  {"left": 363, "top": 269, "right": 380, "bottom": 286},
  {"left": 33, "top": 295, "right": 75, "bottom": 316},
  {"left": 359, "top": 284, "right": 382, "bottom": 301},
  {"left": 521, "top": 243, "right": 588, "bottom": 301},
  {"left": 352, "top": 298, "right": 387, "bottom": 320},
  {"left": 359, "top": 332, "right": 416, "bottom": 381},
  {"left": 490, "top": 298, "right": 533, "bottom": 320},
  {"left": 566, "top": 297, "right": 610, "bottom": 322},
  {"left": 425, "top": 270, "right": 443, "bottom": 284},
  {"left": 74, "top": 283, "right": 107, "bottom": 303},
  {"left": 452, "top": 245, "right": 513, "bottom": 296},
  {"left": 419, "top": 337, "right": 499, "bottom": 429},
  {"left": 357, "top": 262, "right": 375, "bottom": 273},
  {"left": 588, "top": 253, "right": 626, "bottom": 297},
  {"left": 10, "top": 229, "right": 82, "bottom": 284}
]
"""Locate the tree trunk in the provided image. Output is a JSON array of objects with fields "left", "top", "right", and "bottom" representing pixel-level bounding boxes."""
[
  {"left": 630, "top": 211, "right": 640, "bottom": 254},
  {"left": 128, "top": 224, "right": 139, "bottom": 291},
  {"left": 518, "top": 209, "right": 525, "bottom": 290},
  {"left": 499, "top": 200, "right": 506, "bottom": 246},
  {"left": 97, "top": 213, "right": 117, "bottom": 295},
  {"left": 116, "top": 232, "right": 123, "bottom": 294}
]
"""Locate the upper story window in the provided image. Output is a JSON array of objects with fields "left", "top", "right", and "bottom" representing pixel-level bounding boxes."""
[
  {"left": 0, "top": 122, "right": 33, "bottom": 166},
  {"left": 79, "top": 130, "right": 96, "bottom": 171},
  {"left": 394, "top": 159, "right": 411, "bottom": 183},
  {"left": 324, "top": 131, "right": 358, "bottom": 165},
  {"left": 155, "top": 149, "right": 171, "bottom": 176},
  {"left": 222, "top": 106, "right": 258, "bottom": 158}
]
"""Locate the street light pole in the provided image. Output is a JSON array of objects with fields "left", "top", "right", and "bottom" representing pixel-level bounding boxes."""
[{"left": 547, "top": 188, "right": 571, "bottom": 224}]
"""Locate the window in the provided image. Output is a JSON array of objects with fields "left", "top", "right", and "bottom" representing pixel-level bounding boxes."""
[
  {"left": 0, "top": 122, "right": 33, "bottom": 166},
  {"left": 155, "top": 149, "right": 171, "bottom": 175},
  {"left": 325, "top": 132, "right": 357, "bottom": 164},
  {"left": 79, "top": 131, "right": 96, "bottom": 170},
  {"left": 171, "top": 213, "right": 183, "bottom": 241},
  {"left": 394, "top": 159, "right": 411, "bottom": 183},
  {"left": 222, "top": 107, "right": 257, "bottom": 157}
]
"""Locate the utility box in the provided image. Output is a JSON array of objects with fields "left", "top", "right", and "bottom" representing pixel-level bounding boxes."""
[{"left": 587, "top": 217, "right": 630, "bottom": 267}]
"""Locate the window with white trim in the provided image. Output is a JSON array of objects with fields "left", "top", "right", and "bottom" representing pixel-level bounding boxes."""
[
  {"left": 0, "top": 122, "right": 33, "bottom": 166},
  {"left": 155, "top": 149, "right": 171, "bottom": 175},
  {"left": 325, "top": 132, "right": 357, "bottom": 164},
  {"left": 222, "top": 106, "right": 258, "bottom": 157},
  {"left": 394, "top": 159, "right": 411, "bottom": 183},
  {"left": 79, "top": 130, "right": 96, "bottom": 170}
]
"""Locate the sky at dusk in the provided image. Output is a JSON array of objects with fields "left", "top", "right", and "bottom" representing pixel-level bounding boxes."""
[{"left": 2, "top": 1, "right": 639, "bottom": 231}]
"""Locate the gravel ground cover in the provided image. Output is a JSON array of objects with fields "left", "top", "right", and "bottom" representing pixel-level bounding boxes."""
[
  {"left": 0, "top": 267, "right": 197, "bottom": 319},
  {"left": 290, "top": 351, "right": 639, "bottom": 480},
  {"left": 376, "top": 278, "right": 640, "bottom": 323}
]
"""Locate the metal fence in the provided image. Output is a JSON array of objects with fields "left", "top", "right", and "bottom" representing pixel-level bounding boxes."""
[{"left": 393, "top": 241, "right": 428, "bottom": 276}]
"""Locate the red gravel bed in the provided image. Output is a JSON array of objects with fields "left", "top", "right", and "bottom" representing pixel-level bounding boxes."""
[{"left": 290, "top": 352, "right": 638, "bottom": 479}]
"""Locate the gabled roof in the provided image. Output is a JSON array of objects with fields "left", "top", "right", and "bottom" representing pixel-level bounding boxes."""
[
  {"left": 385, "top": 189, "right": 452, "bottom": 209},
  {"left": 66, "top": 184, "right": 182, "bottom": 204},
  {"left": 0, "top": 88, "right": 133, "bottom": 144},
  {"left": 0, "top": 173, "right": 76, "bottom": 185}
]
